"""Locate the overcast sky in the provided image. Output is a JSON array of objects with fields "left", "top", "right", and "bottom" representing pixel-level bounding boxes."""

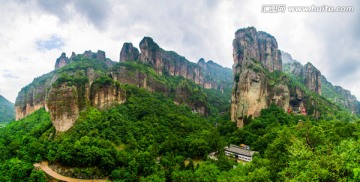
[{"left": 0, "top": 0, "right": 359, "bottom": 102}]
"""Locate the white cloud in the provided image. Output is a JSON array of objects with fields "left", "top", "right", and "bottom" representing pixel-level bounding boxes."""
[{"left": 0, "top": 0, "right": 359, "bottom": 102}]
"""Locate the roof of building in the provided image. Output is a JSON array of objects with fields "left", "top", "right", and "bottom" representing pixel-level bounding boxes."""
[{"left": 225, "top": 146, "right": 256, "bottom": 157}]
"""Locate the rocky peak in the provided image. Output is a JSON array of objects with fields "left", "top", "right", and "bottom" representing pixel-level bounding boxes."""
[
  {"left": 303, "top": 62, "right": 322, "bottom": 95},
  {"left": 231, "top": 27, "right": 288, "bottom": 127},
  {"left": 281, "top": 51, "right": 296, "bottom": 64},
  {"left": 55, "top": 53, "right": 70, "bottom": 69},
  {"left": 197, "top": 58, "right": 207, "bottom": 70},
  {"left": 70, "top": 52, "right": 76, "bottom": 60},
  {"left": 321, "top": 75, "right": 359, "bottom": 114},
  {"left": 96, "top": 50, "right": 106, "bottom": 62},
  {"left": 233, "top": 27, "right": 282, "bottom": 73},
  {"left": 136, "top": 37, "right": 231, "bottom": 91},
  {"left": 139, "top": 37, "right": 162, "bottom": 74},
  {"left": 83, "top": 50, "right": 93, "bottom": 58},
  {"left": 120, "top": 42, "right": 140, "bottom": 62},
  {"left": 282, "top": 51, "right": 322, "bottom": 95},
  {"left": 281, "top": 51, "right": 303, "bottom": 78}
]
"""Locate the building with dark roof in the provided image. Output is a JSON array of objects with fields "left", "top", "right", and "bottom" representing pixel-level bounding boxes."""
[{"left": 224, "top": 144, "right": 256, "bottom": 162}]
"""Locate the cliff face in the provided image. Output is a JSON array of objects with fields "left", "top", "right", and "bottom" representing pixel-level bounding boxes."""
[
  {"left": 232, "top": 27, "right": 282, "bottom": 73},
  {"left": 281, "top": 51, "right": 303, "bottom": 78},
  {"left": 321, "top": 76, "right": 359, "bottom": 114},
  {"left": 15, "top": 73, "right": 54, "bottom": 120},
  {"left": 120, "top": 43, "right": 139, "bottom": 62},
  {"left": 231, "top": 28, "right": 331, "bottom": 127},
  {"left": 55, "top": 53, "right": 70, "bottom": 69},
  {"left": 16, "top": 39, "right": 228, "bottom": 131},
  {"left": 303, "top": 63, "right": 321, "bottom": 95},
  {"left": 139, "top": 37, "right": 163, "bottom": 74},
  {"left": 15, "top": 52, "right": 125, "bottom": 132},
  {"left": 126, "top": 37, "right": 232, "bottom": 92},
  {"left": 231, "top": 27, "right": 288, "bottom": 127},
  {"left": 281, "top": 51, "right": 322, "bottom": 95},
  {"left": 47, "top": 83, "right": 80, "bottom": 132}
]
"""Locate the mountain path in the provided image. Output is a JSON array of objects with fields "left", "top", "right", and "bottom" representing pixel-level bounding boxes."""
[{"left": 34, "top": 161, "right": 109, "bottom": 182}]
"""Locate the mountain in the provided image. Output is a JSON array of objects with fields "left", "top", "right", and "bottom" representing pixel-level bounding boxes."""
[
  {"left": 231, "top": 27, "right": 345, "bottom": 127},
  {"left": 321, "top": 76, "right": 360, "bottom": 115},
  {"left": 2, "top": 27, "right": 360, "bottom": 182},
  {"left": 15, "top": 37, "right": 232, "bottom": 132},
  {"left": 0, "top": 95, "right": 14, "bottom": 123},
  {"left": 282, "top": 50, "right": 360, "bottom": 115}
]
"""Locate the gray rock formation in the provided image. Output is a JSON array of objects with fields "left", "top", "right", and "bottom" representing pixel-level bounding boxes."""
[
  {"left": 120, "top": 43, "right": 140, "bottom": 62},
  {"left": 231, "top": 27, "right": 288, "bottom": 128}
]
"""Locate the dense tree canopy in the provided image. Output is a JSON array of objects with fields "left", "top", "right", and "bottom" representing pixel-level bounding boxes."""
[{"left": 0, "top": 84, "right": 359, "bottom": 181}]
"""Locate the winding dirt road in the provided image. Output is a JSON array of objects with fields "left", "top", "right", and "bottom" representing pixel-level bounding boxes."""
[{"left": 34, "top": 161, "right": 109, "bottom": 182}]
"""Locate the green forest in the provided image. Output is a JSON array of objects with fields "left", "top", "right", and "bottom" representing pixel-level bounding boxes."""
[
  {"left": 0, "top": 95, "right": 15, "bottom": 124},
  {"left": 0, "top": 83, "right": 359, "bottom": 181}
]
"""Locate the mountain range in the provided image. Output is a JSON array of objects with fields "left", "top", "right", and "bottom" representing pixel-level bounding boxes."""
[
  {"left": 13, "top": 27, "right": 360, "bottom": 133},
  {"left": 0, "top": 26, "right": 359, "bottom": 181}
]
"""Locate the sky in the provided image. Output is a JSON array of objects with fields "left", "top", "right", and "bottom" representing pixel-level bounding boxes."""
[{"left": 0, "top": 0, "right": 359, "bottom": 102}]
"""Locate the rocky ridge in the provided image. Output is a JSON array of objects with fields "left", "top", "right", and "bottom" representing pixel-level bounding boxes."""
[
  {"left": 231, "top": 27, "right": 330, "bottom": 128},
  {"left": 281, "top": 51, "right": 322, "bottom": 95},
  {"left": 120, "top": 37, "right": 232, "bottom": 92},
  {"left": 321, "top": 76, "right": 360, "bottom": 115},
  {"left": 282, "top": 51, "right": 359, "bottom": 115},
  {"left": 231, "top": 27, "right": 287, "bottom": 127},
  {"left": 16, "top": 38, "right": 232, "bottom": 132},
  {"left": 16, "top": 51, "right": 125, "bottom": 132}
]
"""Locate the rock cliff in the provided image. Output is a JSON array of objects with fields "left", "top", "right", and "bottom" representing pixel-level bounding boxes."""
[
  {"left": 120, "top": 43, "right": 139, "bottom": 62},
  {"left": 281, "top": 51, "right": 303, "bottom": 78},
  {"left": 231, "top": 27, "right": 289, "bottom": 127},
  {"left": 15, "top": 52, "right": 125, "bottom": 132},
  {"left": 123, "top": 37, "right": 232, "bottom": 92},
  {"left": 55, "top": 53, "right": 70, "bottom": 69},
  {"left": 15, "top": 39, "right": 230, "bottom": 131},
  {"left": 303, "top": 63, "right": 321, "bottom": 95},
  {"left": 281, "top": 51, "right": 322, "bottom": 95},
  {"left": 321, "top": 76, "right": 359, "bottom": 114},
  {"left": 231, "top": 27, "right": 329, "bottom": 127},
  {"left": 232, "top": 27, "right": 282, "bottom": 73}
]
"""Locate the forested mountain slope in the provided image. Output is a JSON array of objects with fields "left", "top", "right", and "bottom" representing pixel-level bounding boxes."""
[{"left": 0, "top": 95, "right": 14, "bottom": 123}]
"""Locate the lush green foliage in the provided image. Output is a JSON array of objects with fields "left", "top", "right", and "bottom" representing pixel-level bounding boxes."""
[
  {"left": 1, "top": 84, "right": 359, "bottom": 181},
  {"left": 0, "top": 108, "right": 51, "bottom": 181},
  {"left": 114, "top": 61, "right": 231, "bottom": 116},
  {"left": 0, "top": 95, "right": 14, "bottom": 123},
  {"left": 3, "top": 55, "right": 360, "bottom": 181}
]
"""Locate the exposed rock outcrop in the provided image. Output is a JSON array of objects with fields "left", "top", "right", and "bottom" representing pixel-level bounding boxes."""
[
  {"left": 15, "top": 52, "right": 125, "bottom": 132},
  {"left": 321, "top": 76, "right": 359, "bottom": 114},
  {"left": 55, "top": 53, "right": 70, "bottom": 69},
  {"left": 47, "top": 83, "right": 80, "bottom": 132},
  {"left": 139, "top": 37, "right": 163, "bottom": 74},
  {"left": 303, "top": 63, "right": 321, "bottom": 95},
  {"left": 15, "top": 73, "right": 55, "bottom": 120},
  {"left": 124, "top": 37, "right": 232, "bottom": 91},
  {"left": 281, "top": 51, "right": 322, "bottom": 95},
  {"left": 281, "top": 51, "right": 303, "bottom": 78},
  {"left": 96, "top": 50, "right": 106, "bottom": 62},
  {"left": 120, "top": 43, "right": 139, "bottom": 62},
  {"left": 17, "top": 37, "right": 232, "bottom": 132},
  {"left": 231, "top": 27, "right": 288, "bottom": 127},
  {"left": 90, "top": 81, "right": 126, "bottom": 109},
  {"left": 232, "top": 27, "right": 282, "bottom": 73}
]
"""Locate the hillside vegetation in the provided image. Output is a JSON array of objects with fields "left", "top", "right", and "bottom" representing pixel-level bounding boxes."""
[
  {"left": 0, "top": 95, "right": 15, "bottom": 123},
  {"left": 0, "top": 83, "right": 359, "bottom": 181}
]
